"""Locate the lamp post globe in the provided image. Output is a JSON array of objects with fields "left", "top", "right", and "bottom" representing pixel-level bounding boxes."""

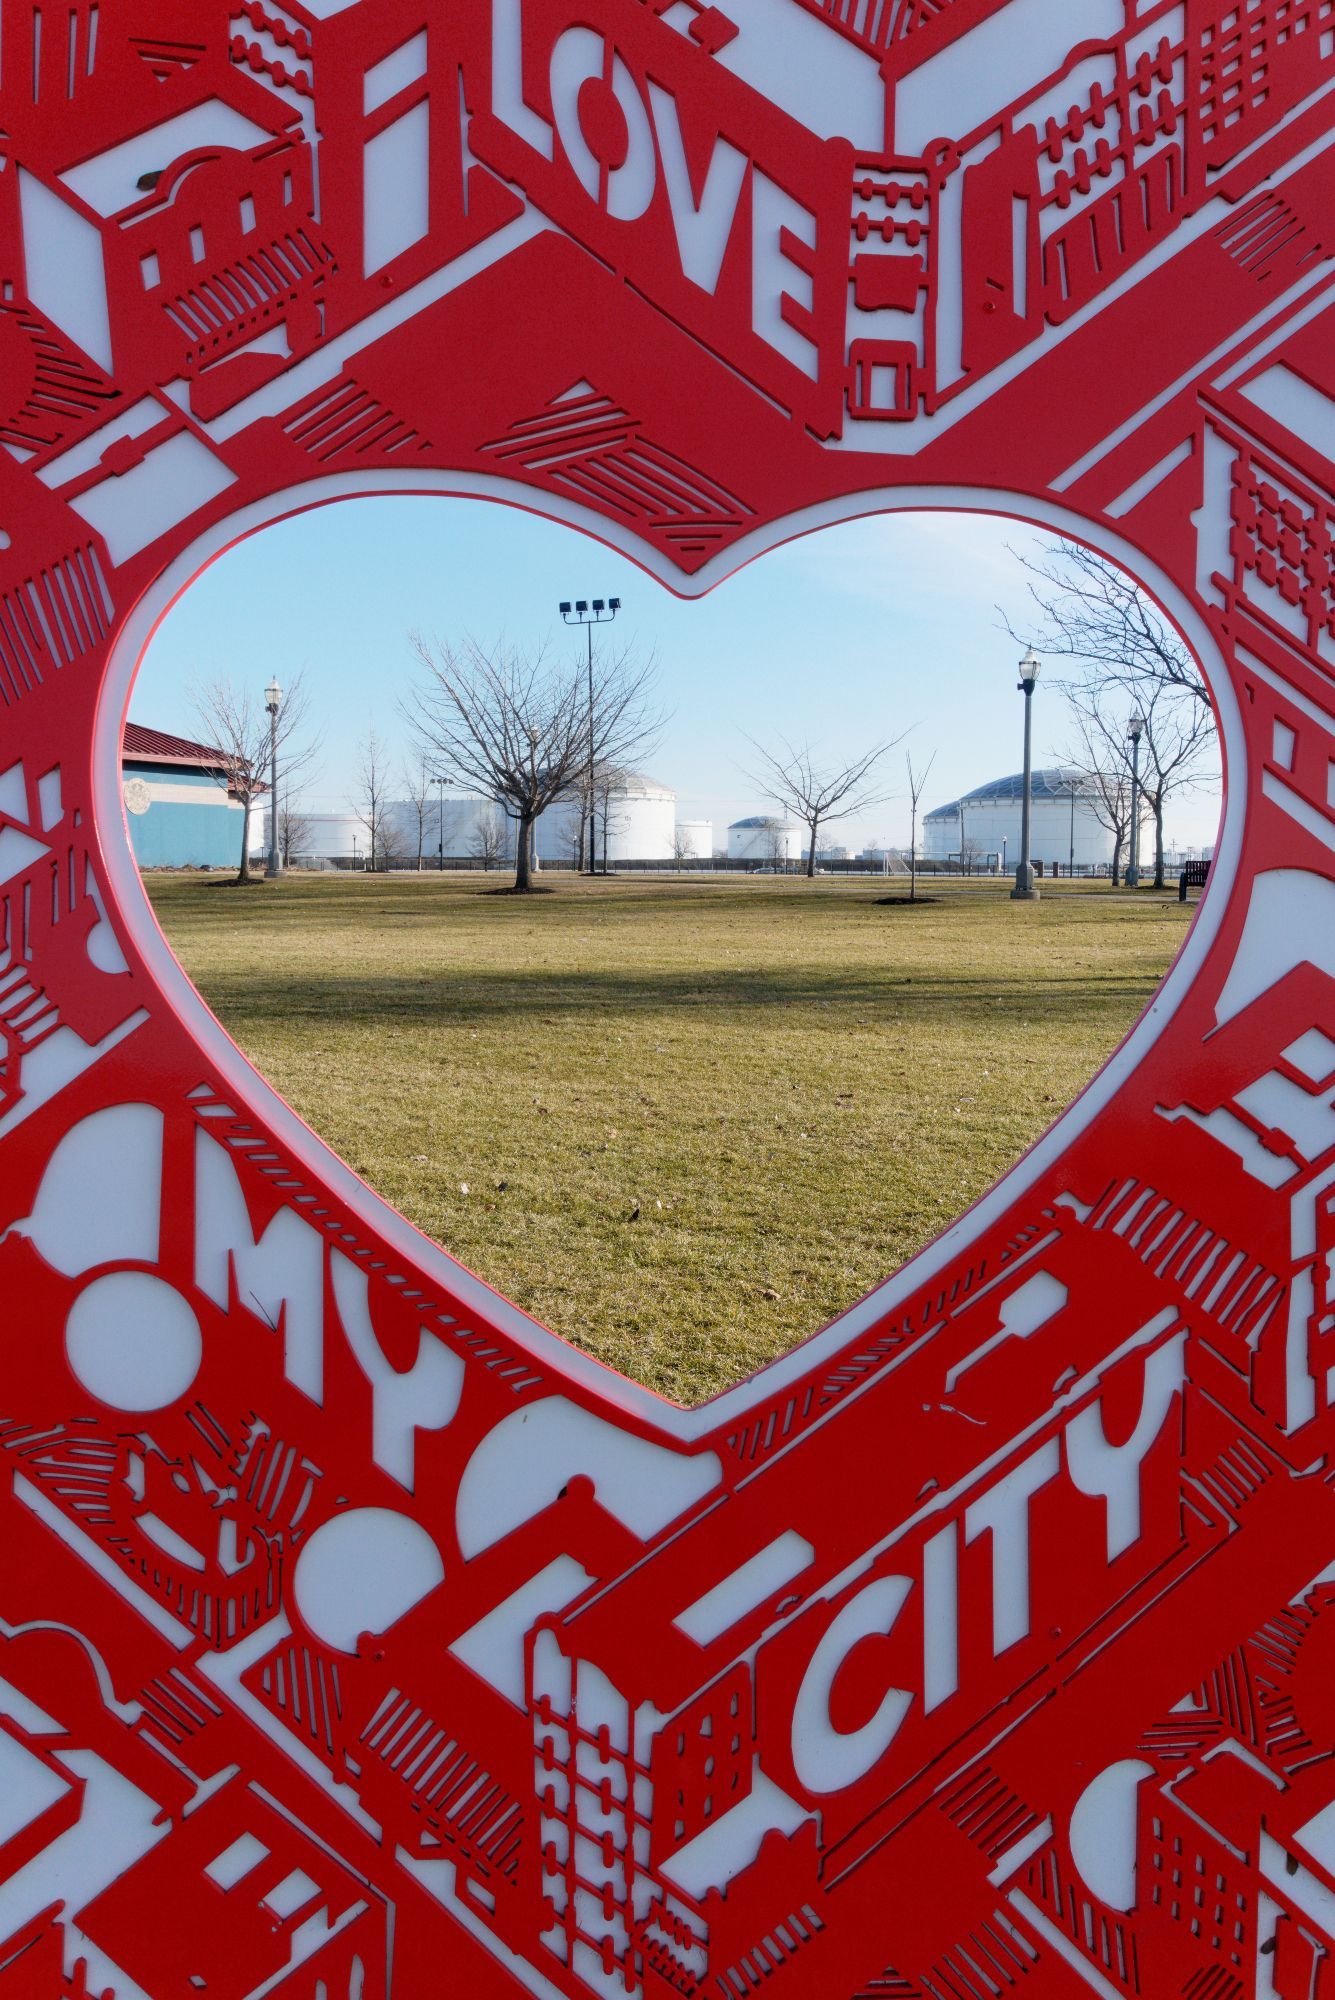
[
  {"left": 1125, "top": 712, "right": 1145, "bottom": 889},
  {"left": 1011, "top": 651, "right": 1041, "bottom": 901},
  {"left": 264, "top": 678, "right": 282, "bottom": 879}
]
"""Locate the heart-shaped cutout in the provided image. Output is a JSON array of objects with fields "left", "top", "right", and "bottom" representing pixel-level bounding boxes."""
[{"left": 127, "top": 496, "right": 1220, "bottom": 1405}]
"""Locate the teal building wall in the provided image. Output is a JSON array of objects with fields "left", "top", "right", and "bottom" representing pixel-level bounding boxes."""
[{"left": 123, "top": 760, "right": 249, "bottom": 869}]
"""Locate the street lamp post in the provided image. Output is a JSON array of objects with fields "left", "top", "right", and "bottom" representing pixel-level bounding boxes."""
[
  {"left": 1011, "top": 651, "right": 1041, "bottom": 901},
  {"left": 558, "top": 596, "right": 620, "bottom": 874},
  {"left": 264, "top": 677, "right": 282, "bottom": 879},
  {"left": 1126, "top": 713, "right": 1145, "bottom": 889},
  {"left": 434, "top": 771, "right": 449, "bottom": 871},
  {"left": 1068, "top": 776, "right": 1076, "bottom": 879}
]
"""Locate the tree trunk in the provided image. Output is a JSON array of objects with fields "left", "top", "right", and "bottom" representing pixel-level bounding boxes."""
[
  {"left": 1153, "top": 802, "right": 1166, "bottom": 890},
  {"left": 514, "top": 813, "right": 534, "bottom": 890},
  {"left": 236, "top": 795, "right": 253, "bottom": 883},
  {"left": 805, "top": 818, "right": 818, "bottom": 878},
  {"left": 1111, "top": 830, "right": 1123, "bottom": 887}
]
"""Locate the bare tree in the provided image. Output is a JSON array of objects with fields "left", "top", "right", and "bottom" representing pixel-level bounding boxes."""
[
  {"left": 1009, "top": 539, "right": 1210, "bottom": 712},
  {"left": 904, "top": 750, "right": 936, "bottom": 902},
  {"left": 593, "top": 762, "right": 631, "bottom": 872},
  {"left": 558, "top": 796, "right": 587, "bottom": 869},
  {"left": 401, "top": 759, "right": 434, "bottom": 871},
  {"left": 745, "top": 736, "right": 904, "bottom": 880},
  {"left": 1011, "top": 541, "right": 1218, "bottom": 890},
  {"left": 188, "top": 670, "right": 321, "bottom": 884},
  {"left": 1057, "top": 705, "right": 1134, "bottom": 885},
  {"left": 1055, "top": 673, "right": 1211, "bottom": 888},
  {"left": 1136, "top": 683, "right": 1215, "bottom": 889},
  {"left": 353, "top": 725, "right": 399, "bottom": 873},
  {"left": 671, "top": 823, "right": 692, "bottom": 868},
  {"left": 405, "top": 635, "right": 664, "bottom": 891},
  {"left": 277, "top": 792, "right": 311, "bottom": 868},
  {"left": 470, "top": 808, "right": 508, "bottom": 872}
]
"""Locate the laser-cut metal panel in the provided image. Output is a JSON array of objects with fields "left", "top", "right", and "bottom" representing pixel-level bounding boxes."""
[{"left": 1, "top": 1, "right": 1335, "bottom": 1994}]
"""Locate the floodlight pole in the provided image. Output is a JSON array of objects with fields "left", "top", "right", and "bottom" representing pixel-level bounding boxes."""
[
  {"left": 559, "top": 595, "right": 620, "bottom": 874},
  {"left": 1126, "top": 714, "right": 1145, "bottom": 889},
  {"left": 264, "top": 677, "right": 282, "bottom": 879},
  {"left": 435, "top": 771, "right": 448, "bottom": 871},
  {"left": 1011, "top": 651, "right": 1041, "bottom": 901}
]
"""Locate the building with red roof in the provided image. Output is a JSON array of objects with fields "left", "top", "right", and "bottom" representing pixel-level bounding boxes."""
[{"left": 121, "top": 723, "right": 257, "bottom": 869}]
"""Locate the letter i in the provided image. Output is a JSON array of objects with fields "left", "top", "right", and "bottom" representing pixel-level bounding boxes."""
[{"left": 923, "top": 1520, "right": 959, "bottom": 1714}]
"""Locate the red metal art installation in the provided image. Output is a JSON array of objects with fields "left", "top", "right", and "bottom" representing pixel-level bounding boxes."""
[{"left": 1, "top": 2, "right": 1334, "bottom": 1994}]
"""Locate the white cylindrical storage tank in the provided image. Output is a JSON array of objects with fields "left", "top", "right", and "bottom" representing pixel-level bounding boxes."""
[
  {"left": 727, "top": 816, "right": 802, "bottom": 862},
  {"left": 534, "top": 773, "right": 676, "bottom": 863},
  {"left": 922, "top": 768, "right": 1119, "bottom": 871},
  {"left": 385, "top": 795, "right": 515, "bottom": 864},
  {"left": 674, "top": 819, "right": 713, "bottom": 859},
  {"left": 264, "top": 810, "right": 364, "bottom": 864},
  {"left": 605, "top": 774, "right": 675, "bottom": 862}
]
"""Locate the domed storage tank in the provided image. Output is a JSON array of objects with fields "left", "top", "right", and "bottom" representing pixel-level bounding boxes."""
[
  {"left": 727, "top": 816, "right": 802, "bottom": 863},
  {"left": 922, "top": 768, "right": 1121, "bottom": 872}
]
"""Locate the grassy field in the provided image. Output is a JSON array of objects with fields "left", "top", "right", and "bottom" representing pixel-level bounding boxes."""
[{"left": 146, "top": 872, "right": 1193, "bottom": 1405}]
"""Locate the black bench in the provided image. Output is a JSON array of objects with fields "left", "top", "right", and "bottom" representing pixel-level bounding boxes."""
[{"left": 1179, "top": 858, "right": 1211, "bottom": 901}]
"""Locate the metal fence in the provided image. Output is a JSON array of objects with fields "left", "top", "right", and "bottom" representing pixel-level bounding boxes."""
[{"left": 309, "top": 852, "right": 1205, "bottom": 883}]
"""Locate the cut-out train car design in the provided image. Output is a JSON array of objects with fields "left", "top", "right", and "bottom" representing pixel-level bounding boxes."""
[{"left": 4, "top": 2, "right": 1335, "bottom": 1996}]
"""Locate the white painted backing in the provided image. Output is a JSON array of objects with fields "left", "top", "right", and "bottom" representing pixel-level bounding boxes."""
[
  {"left": 1241, "top": 362, "right": 1335, "bottom": 464},
  {"left": 7, "top": 1103, "right": 162, "bottom": 1277},
  {"left": 456, "top": 1398, "right": 721, "bottom": 1558},
  {"left": 60, "top": 102, "right": 269, "bottom": 217},
  {"left": 450, "top": 1555, "right": 594, "bottom": 1706},
  {"left": 363, "top": 102, "right": 431, "bottom": 275},
  {"left": 364, "top": 30, "right": 428, "bottom": 117},
  {"left": 17, "top": 171, "right": 113, "bottom": 372},
  {"left": 70, "top": 433, "right": 238, "bottom": 566},
  {"left": 658, "top": 1765, "right": 809, "bottom": 1897},
  {"left": 894, "top": 0, "right": 1123, "bottom": 155},
  {"left": 715, "top": 0, "right": 885, "bottom": 149},
  {"left": 65, "top": 1270, "right": 203, "bottom": 1411},
  {"left": 674, "top": 1532, "right": 814, "bottom": 1646},
  {"left": 292, "top": 1506, "right": 444, "bottom": 1654}
]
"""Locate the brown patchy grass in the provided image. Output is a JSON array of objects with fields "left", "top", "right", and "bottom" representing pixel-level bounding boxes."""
[{"left": 146, "top": 871, "right": 1192, "bottom": 1405}]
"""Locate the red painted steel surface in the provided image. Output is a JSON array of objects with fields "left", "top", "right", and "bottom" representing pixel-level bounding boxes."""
[{"left": 1, "top": 3, "right": 1335, "bottom": 1994}]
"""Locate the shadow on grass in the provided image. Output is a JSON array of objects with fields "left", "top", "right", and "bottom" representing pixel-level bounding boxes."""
[{"left": 188, "top": 963, "right": 1168, "bottom": 1028}]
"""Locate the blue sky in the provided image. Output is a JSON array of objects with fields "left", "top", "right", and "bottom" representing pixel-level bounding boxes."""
[{"left": 131, "top": 497, "right": 1224, "bottom": 852}]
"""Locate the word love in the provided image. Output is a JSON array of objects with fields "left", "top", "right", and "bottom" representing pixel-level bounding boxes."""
[{"left": 473, "top": 0, "right": 844, "bottom": 426}]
